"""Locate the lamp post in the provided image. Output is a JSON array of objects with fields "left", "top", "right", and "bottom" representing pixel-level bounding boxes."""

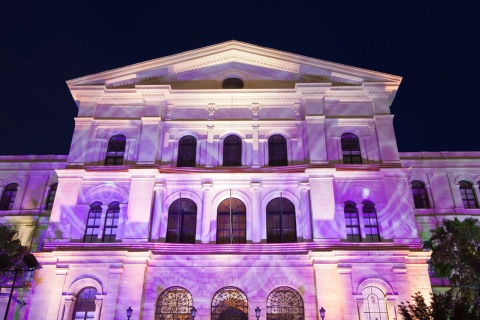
[
  {"left": 0, "top": 253, "right": 40, "bottom": 320},
  {"left": 255, "top": 306, "right": 261, "bottom": 320},
  {"left": 126, "top": 306, "right": 133, "bottom": 319},
  {"left": 191, "top": 306, "right": 197, "bottom": 320},
  {"left": 319, "top": 307, "right": 326, "bottom": 320}
]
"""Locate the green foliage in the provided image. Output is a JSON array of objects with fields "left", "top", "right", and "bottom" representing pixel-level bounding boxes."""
[
  {"left": 0, "top": 224, "right": 30, "bottom": 285},
  {"left": 398, "top": 291, "right": 480, "bottom": 320}
]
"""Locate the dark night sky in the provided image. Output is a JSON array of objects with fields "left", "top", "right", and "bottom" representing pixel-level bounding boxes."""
[{"left": 1, "top": 2, "right": 479, "bottom": 155}]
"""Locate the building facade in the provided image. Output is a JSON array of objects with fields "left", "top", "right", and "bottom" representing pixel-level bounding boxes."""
[{"left": 1, "top": 41, "right": 479, "bottom": 319}]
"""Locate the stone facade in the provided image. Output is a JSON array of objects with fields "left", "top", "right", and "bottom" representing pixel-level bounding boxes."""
[{"left": 1, "top": 41, "right": 479, "bottom": 319}]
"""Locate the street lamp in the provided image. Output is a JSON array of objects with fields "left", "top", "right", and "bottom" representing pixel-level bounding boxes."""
[
  {"left": 255, "top": 306, "right": 261, "bottom": 320},
  {"left": 191, "top": 306, "right": 197, "bottom": 320},
  {"left": 126, "top": 306, "right": 133, "bottom": 319},
  {"left": 0, "top": 253, "right": 40, "bottom": 320},
  {"left": 319, "top": 307, "right": 326, "bottom": 320}
]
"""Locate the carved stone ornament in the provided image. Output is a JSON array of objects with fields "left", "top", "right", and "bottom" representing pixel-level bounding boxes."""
[
  {"left": 293, "top": 102, "right": 302, "bottom": 120},
  {"left": 251, "top": 103, "right": 261, "bottom": 120},
  {"left": 165, "top": 103, "right": 173, "bottom": 120},
  {"left": 207, "top": 103, "right": 216, "bottom": 120}
]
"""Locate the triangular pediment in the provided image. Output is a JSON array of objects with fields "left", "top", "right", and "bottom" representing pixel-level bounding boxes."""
[{"left": 67, "top": 40, "right": 401, "bottom": 89}]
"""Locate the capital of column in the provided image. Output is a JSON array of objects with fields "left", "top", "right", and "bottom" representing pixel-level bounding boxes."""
[
  {"left": 154, "top": 183, "right": 166, "bottom": 192},
  {"left": 202, "top": 182, "right": 214, "bottom": 192},
  {"left": 252, "top": 124, "right": 259, "bottom": 132},
  {"left": 298, "top": 182, "right": 310, "bottom": 191},
  {"left": 64, "top": 297, "right": 75, "bottom": 308},
  {"left": 250, "top": 182, "right": 262, "bottom": 192},
  {"left": 207, "top": 124, "right": 214, "bottom": 133},
  {"left": 94, "top": 299, "right": 103, "bottom": 308}
]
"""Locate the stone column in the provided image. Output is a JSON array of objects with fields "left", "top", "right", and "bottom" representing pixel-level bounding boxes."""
[
  {"left": 250, "top": 182, "right": 262, "bottom": 242},
  {"left": 201, "top": 182, "right": 214, "bottom": 243},
  {"left": 206, "top": 125, "right": 214, "bottom": 168},
  {"left": 356, "top": 298, "right": 365, "bottom": 320},
  {"left": 150, "top": 184, "right": 166, "bottom": 241},
  {"left": 62, "top": 298, "right": 75, "bottom": 320},
  {"left": 386, "top": 297, "right": 397, "bottom": 320},
  {"left": 97, "top": 204, "right": 108, "bottom": 241},
  {"left": 295, "top": 124, "right": 305, "bottom": 164},
  {"left": 94, "top": 299, "right": 103, "bottom": 320},
  {"left": 298, "top": 182, "right": 312, "bottom": 240},
  {"left": 252, "top": 125, "right": 260, "bottom": 168}
]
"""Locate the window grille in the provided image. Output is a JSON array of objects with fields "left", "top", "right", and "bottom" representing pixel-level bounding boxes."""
[
  {"left": 155, "top": 286, "right": 193, "bottom": 320},
  {"left": 266, "top": 286, "right": 304, "bottom": 320},
  {"left": 362, "top": 286, "right": 388, "bottom": 320},
  {"left": 211, "top": 287, "right": 248, "bottom": 320}
]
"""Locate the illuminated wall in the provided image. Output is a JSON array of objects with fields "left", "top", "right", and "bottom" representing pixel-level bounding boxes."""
[{"left": 2, "top": 41, "right": 479, "bottom": 319}]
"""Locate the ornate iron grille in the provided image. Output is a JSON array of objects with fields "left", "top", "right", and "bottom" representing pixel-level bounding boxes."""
[
  {"left": 211, "top": 287, "right": 248, "bottom": 320},
  {"left": 155, "top": 286, "right": 193, "bottom": 320},
  {"left": 266, "top": 286, "right": 304, "bottom": 320}
]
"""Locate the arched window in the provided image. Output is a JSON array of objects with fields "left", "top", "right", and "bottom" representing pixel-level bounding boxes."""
[
  {"left": 223, "top": 135, "right": 242, "bottom": 167},
  {"left": 45, "top": 183, "right": 58, "bottom": 210},
  {"left": 177, "top": 135, "right": 197, "bottom": 167},
  {"left": 411, "top": 180, "right": 430, "bottom": 209},
  {"left": 167, "top": 198, "right": 197, "bottom": 244},
  {"left": 105, "top": 135, "right": 126, "bottom": 166},
  {"left": 341, "top": 133, "right": 362, "bottom": 164},
  {"left": 155, "top": 286, "right": 193, "bottom": 320},
  {"left": 459, "top": 180, "right": 479, "bottom": 209},
  {"left": 72, "top": 287, "right": 97, "bottom": 320},
  {"left": 268, "top": 135, "right": 288, "bottom": 166},
  {"left": 266, "top": 197, "right": 297, "bottom": 243},
  {"left": 344, "top": 201, "right": 361, "bottom": 242},
  {"left": 84, "top": 202, "right": 102, "bottom": 243},
  {"left": 266, "top": 286, "right": 304, "bottom": 320},
  {"left": 216, "top": 197, "right": 246, "bottom": 244},
  {"left": 0, "top": 183, "right": 18, "bottom": 210},
  {"left": 211, "top": 287, "right": 248, "bottom": 320},
  {"left": 102, "top": 201, "right": 120, "bottom": 243},
  {"left": 362, "top": 286, "right": 388, "bottom": 320},
  {"left": 362, "top": 201, "right": 380, "bottom": 242}
]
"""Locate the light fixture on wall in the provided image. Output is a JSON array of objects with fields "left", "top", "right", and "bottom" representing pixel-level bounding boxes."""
[
  {"left": 191, "top": 306, "right": 197, "bottom": 319},
  {"left": 319, "top": 307, "right": 326, "bottom": 319},
  {"left": 126, "top": 306, "right": 133, "bottom": 319},
  {"left": 255, "top": 306, "right": 261, "bottom": 319}
]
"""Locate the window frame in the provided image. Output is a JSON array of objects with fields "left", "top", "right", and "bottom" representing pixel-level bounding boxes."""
[
  {"left": 72, "top": 287, "right": 97, "bottom": 320},
  {"left": 84, "top": 202, "right": 103, "bottom": 243},
  {"left": 45, "top": 183, "right": 58, "bottom": 210},
  {"left": 411, "top": 180, "right": 430, "bottom": 209},
  {"left": 0, "top": 183, "right": 18, "bottom": 211},
  {"left": 362, "top": 201, "right": 380, "bottom": 242},
  {"left": 222, "top": 135, "right": 242, "bottom": 167},
  {"left": 266, "top": 286, "right": 304, "bottom": 320},
  {"left": 177, "top": 135, "right": 197, "bottom": 167},
  {"left": 268, "top": 134, "right": 288, "bottom": 167},
  {"left": 459, "top": 180, "right": 479, "bottom": 209},
  {"left": 266, "top": 197, "right": 297, "bottom": 243},
  {"left": 216, "top": 198, "right": 246, "bottom": 244},
  {"left": 341, "top": 132, "right": 362, "bottom": 164},
  {"left": 102, "top": 201, "right": 120, "bottom": 243},
  {"left": 166, "top": 198, "right": 197, "bottom": 244},
  {"left": 156, "top": 286, "right": 193, "bottom": 320},
  {"left": 104, "top": 134, "right": 126, "bottom": 166},
  {"left": 344, "top": 201, "right": 361, "bottom": 242}
]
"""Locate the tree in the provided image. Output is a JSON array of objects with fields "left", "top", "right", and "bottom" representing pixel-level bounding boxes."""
[
  {"left": 427, "top": 217, "right": 480, "bottom": 314},
  {"left": 0, "top": 224, "right": 31, "bottom": 286}
]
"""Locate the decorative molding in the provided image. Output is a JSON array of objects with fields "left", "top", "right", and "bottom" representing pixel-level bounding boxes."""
[
  {"left": 207, "top": 103, "right": 216, "bottom": 120},
  {"left": 99, "top": 97, "right": 144, "bottom": 104},
  {"left": 251, "top": 103, "right": 261, "bottom": 120},
  {"left": 165, "top": 103, "right": 173, "bottom": 120},
  {"left": 301, "top": 91, "right": 326, "bottom": 97},
  {"left": 168, "top": 97, "right": 301, "bottom": 104},
  {"left": 75, "top": 94, "right": 102, "bottom": 101},
  {"left": 142, "top": 93, "right": 165, "bottom": 100},
  {"left": 324, "top": 94, "right": 369, "bottom": 101}
]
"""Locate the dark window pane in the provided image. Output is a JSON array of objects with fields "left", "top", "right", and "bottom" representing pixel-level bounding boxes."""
[
  {"left": 211, "top": 287, "right": 248, "bottom": 320},
  {"left": 166, "top": 198, "right": 197, "bottom": 244},
  {"left": 268, "top": 135, "right": 288, "bottom": 166},
  {"left": 84, "top": 202, "right": 102, "bottom": 243},
  {"left": 177, "top": 135, "right": 197, "bottom": 167},
  {"left": 266, "top": 286, "right": 304, "bottom": 320},
  {"left": 411, "top": 180, "right": 430, "bottom": 209},
  {"left": 223, "top": 135, "right": 242, "bottom": 166},
  {"left": 216, "top": 198, "right": 246, "bottom": 244},
  {"left": 102, "top": 201, "right": 120, "bottom": 242},
  {"left": 266, "top": 197, "right": 297, "bottom": 243},
  {"left": 362, "top": 201, "right": 380, "bottom": 242},
  {"left": 72, "top": 287, "right": 97, "bottom": 320},
  {"left": 45, "top": 183, "right": 58, "bottom": 210},
  {"left": 341, "top": 133, "right": 362, "bottom": 164},
  {"left": 105, "top": 135, "right": 126, "bottom": 166},
  {"left": 344, "top": 201, "right": 361, "bottom": 242}
]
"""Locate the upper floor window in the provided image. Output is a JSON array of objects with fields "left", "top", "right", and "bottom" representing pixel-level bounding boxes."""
[
  {"left": 266, "top": 197, "right": 297, "bottom": 243},
  {"left": 223, "top": 135, "right": 242, "bottom": 166},
  {"left": 459, "top": 180, "right": 479, "bottom": 209},
  {"left": 267, "top": 286, "right": 304, "bottom": 320},
  {"left": 211, "top": 287, "right": 248, "bottom": 320},
  {"left": 217, "top": 197, "right": 246, "bottom": 244},
  {"left": 102, "top": 202, "right": 120, "bottom": 243},
  {"left": 105, "top": 135, "right": 126, "bottom": 166},
  {"left": 344, "top": 201, "right": 361, "bottom": 242},
  {"left": 411, "top": 180, "right": 430, "bottom": 209},
  {"left": 166, "top": 198, "right": 197, "bottom": 244},
  {"left": 268, "top": 134, "right": 288, "bottom": 166},
  {"left": 156, "top": 287, "right": 193, "bottom": 319},
  {"left": 84, "top": 202, "right": 102, "bottom": 243},
  {"left": 72, "top": 287, "right": 97, "bottom": 320},
  {"left": 177, "top": 135, "right": 197, "bottom": 167},
  {"left": 341, "top": 133, "right": 362, "bottom": 164},
  {"left": 362, "top": 286, "right": 388, "bottom": 320},
  {"left": 0, "top": 183, "right": 18, "bottom": 210},
  {"left": 45, "top": 183, "right": 58, "bottom": 210},
  {"left": 362, "top": 201, "right": 380, "bottom": 242}
]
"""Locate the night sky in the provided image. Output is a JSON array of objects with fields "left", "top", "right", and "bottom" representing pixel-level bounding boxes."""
[{"left": 1, "top": 2, "right": 479, "bottom": 155}]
